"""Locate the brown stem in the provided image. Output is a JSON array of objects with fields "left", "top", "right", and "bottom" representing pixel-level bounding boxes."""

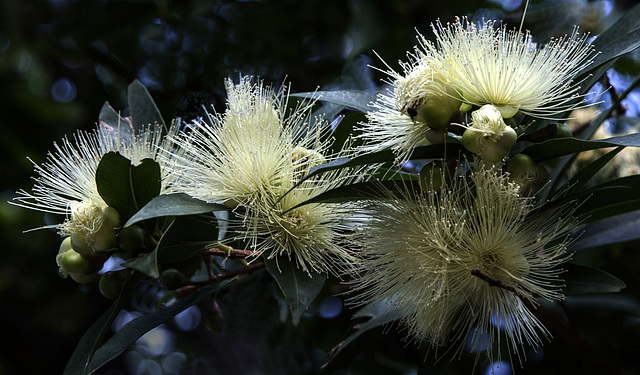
[
  {"left": 206, "top": 245, "right": 259, "bottom": 259},
  {"left": 470, "top": 268, "right": 518, "bottom": 295},
  {"left": 191, "top": 262, "right": 266, "bottom": 286}
]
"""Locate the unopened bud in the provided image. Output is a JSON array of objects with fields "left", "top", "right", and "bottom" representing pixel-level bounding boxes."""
[{"left": 118, "top": 225, "right": 146, "bottom": 252}]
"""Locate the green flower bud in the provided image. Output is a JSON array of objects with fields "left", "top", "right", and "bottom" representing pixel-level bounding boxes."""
[
  {"left": 506, "top": 154, "right": 549, "bottom": 196},
  {"left": 69, "top": 272, "right": 97, "bottom": 284},
  {"left": 419, "top": 162, "right": 447, "bottom": 192},
  {"left": 118, "top": 225, "right": 146, "bottom": 252},
  {"left": 553, "top": 124, "right": 572, "bottom": 138},
  {"left": 424, "top": 127, "right": 448, "bottom": 144},
  {"left": 65, "top": 202, "right": 120, "bottom": 254},
  {"left": 99, "top": 272, "right": 126, "bottom": 299},
  {"left": 160, "top": 268, "right": 188, "bottom": 290},
  {"left": 417, "top": 94, "right": 461, "bottom": 129},
  {"left": 59, "top": 248, "right": 94, "bottom": 274},
  {"left": 463, "top": 105, "right": 518, "bottom": 162}
]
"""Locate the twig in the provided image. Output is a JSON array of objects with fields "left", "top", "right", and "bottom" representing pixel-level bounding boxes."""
[
  {"left": 470, "top": 268, "right": 518, "bottom": 294},
  {"left": 206, "top": 244, "right": 260, "bottom": 259}
]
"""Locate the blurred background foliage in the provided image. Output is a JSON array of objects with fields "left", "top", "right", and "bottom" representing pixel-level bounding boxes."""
[{"left": 2, "top": 0, "right": 640, "bottom": 374}]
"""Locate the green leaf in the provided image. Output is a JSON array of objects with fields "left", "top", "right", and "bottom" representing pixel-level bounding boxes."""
[
  {"left": 123, "top": 215, "right": 219, "bottom": 278},
  {"left": 563, "top": 263, "right": 626, "bottom": 295},
  {"left": 587, "top": 4, "right": 640, "bottom": 72},
  {"left": 296, "top": 143, "right": 467, "bottom": 186},
  {"left": 572, "top": 175, "right": 640, "bottom": 223},
  {"left": 63, "top": 272, "right": 143, "bottom": 375},
  {"left": 327, "top": 300, "right": 405, "bottom": 363},
  {"left": 570, "top": 210, "right": 640, "bottom": 251},
  {"left": 127, "top": 79, "right": 166, "bottom": 130},
  {"left": 98, "top": 102, "right": 135, "bottom": 143},
  {"left": 552, "top": 147, "right": 624, "bottom": 200},
  {"left": 125, "top": 193, "right": 227, "bottom": 227},
  {"left": 289, "top": 179, "right": 420, "bottom": 210},
  {"left": 264, "top": 255, "right": 326, "bottom": 326},
  {"left": 86, "top": 280, "right": 231, "bottom": 374},
  {"left": 291, "top": 90, "right": 377, "bottom": 113},
  {"left": 522, "top": 133, "right": 640, "bottom": 162},
  {"left": 95, "top": 152, "right": 162, "bottom": 222}
]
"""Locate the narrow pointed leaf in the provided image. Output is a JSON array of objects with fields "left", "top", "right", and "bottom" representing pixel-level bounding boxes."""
[
  {"left": 563, "top": 263, "right": 626, "bottom": 295},
  {"left": 264, "top": 256, "right": 326, "bottom": 326},
  {"left": 570, "top": 210, "right": 640, "bottom": 251},
  {"left": 63, "top": 272, "right": 143, "bottom": 375},
  {"left": 86, "top": 281, "right": 230, "bottom": 374},
  {"left": 573, "top": 175, "right": 640, "bottom": 223},
  {"left": 522, "top": 133, "right": 640, "bottom": 162},
  {"left": 127, "top": 79, "right": 166, "bottom": 130},
  {"left": 125, "top": 193, "right": 227, "bottom": 227},
  {"left": 552, "top": 147, "right": 624, "bottom": 200},
  {"left": 327, "top": 301, "right": 404, "bottom": 363},
  {"left": 98, "top": 102, "right": 135, "bottom": 144},
  {"left": 291, "top": 90, "right": 377, "bottom": 113}
]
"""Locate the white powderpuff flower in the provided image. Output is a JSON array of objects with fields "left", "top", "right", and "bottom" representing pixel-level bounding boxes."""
[
  {"left": 429, "top": 17, "right": 596, "bottom": 119},
  {"left": 14, "top": 122, "right": 180, "bottom": 236},
  {"left": 357, "top": 47, "right": 459, "bottom": 164},
  {"left": 350, "top": 166, "right": 574, "bottom": 364},
  {"left": 167, "top": 76, "right": 361, "bottom": 275},
  {"left": 168, "top": 77, "right": 313, "bottom": 209}
]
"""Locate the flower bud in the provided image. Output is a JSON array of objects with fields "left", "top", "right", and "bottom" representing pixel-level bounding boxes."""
[
  {"left": 99, "top": 271, "right": 126, "bottom": 299},
  {"left": 506, "top": 154, "right": 549, "bottom": 196},
  {"left": 416, "top": 93, "right": 461, "bottom": 129},
  {"left": 160, "top": 268, "right": 189, "bottom": 290},
  {"left": 58, "top": 248, "right": 94, "bottom": 274},
  {"left": 118, "top": 225, "right": 146, "bottom": 252},
  {"left": 419, "top": 162, "right": 447, "bottom": 192},
  {"left": 64, "top": 201, "right": 120, "bottom": 254},
  {"left": 463, "top": 105, "right": 518, "bottom": 162}
]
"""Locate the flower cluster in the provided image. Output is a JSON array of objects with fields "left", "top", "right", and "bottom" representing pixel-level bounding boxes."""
[
  {"left": 165, "top": 77, "right": 361, "bottom": 275},
  {"left": 359, "top": 17, "right": 596, "bottom": 164},
  {"left": 350, "top": 165, "right": 575, "bottom": 363},
  {"left": 12, "top": 13, "right": 596, "bottom": 373}
]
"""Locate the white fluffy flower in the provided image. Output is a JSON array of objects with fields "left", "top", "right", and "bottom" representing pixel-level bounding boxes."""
[
  {"left": 351, "top": 166, "right": 574, "bottom": 363},
  {"left": 430, "top": 17, "right": 596, "bottom": 119},
  {"left": 14, "top": 122, "right": 180, "bottom": 242},
  {"left": 167, "top": 76, "right": 360, "bottom": 275}
]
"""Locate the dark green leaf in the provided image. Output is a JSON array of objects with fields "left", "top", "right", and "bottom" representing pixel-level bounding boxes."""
[
  {"left": 125, "top": 193, "right": 227, "bottom": 227},
  {"left": 572, "top": 175, "right": 640, "bottom": 223},
  {"left": 327, "top": 300, "right": 405, "bottom": 363},
  {"left": 291, "top": 90, "right": 377, "bottom": 113},
  {"left": 570, "top": 210, "right": 640, "bottom": 251},
  {"left": 86, "top": 280, "right": 231, "bottom": 374},
  {"left": 552, "top": 147, "right": 624, "bottom": 200},
  {"left": 95, "top": 152, "right": 162, "bottom": 222},
  {"left": 289, "top": 179, "right": 420, "bottom": 209},
  {"left": 98, "top": 102, "right": 135, "bottom": 143},
  {"left": 64, "top": 272, "right": 143, "bottom": 375},
  {"left": 522, "top": 133, "right": 640, "bottom": 162},
  {"left": 297, "top": 143, "right": 468, "bottom": 186},
  {"left": 127, "top": 79, "right": 166, "bottom": 130},
  {"left": 563, "top": 263, "right": 626, "bottom": 295},
  {"left": 264, "top": 255, "right": 326, "bottom": 326},
  {"left": 124, "top": 215, "right": 219, "bottom": 278}
]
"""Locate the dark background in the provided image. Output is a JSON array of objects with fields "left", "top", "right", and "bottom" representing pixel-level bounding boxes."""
[{"left": 2, "top": 1, "right": 640, "bottom": 374}]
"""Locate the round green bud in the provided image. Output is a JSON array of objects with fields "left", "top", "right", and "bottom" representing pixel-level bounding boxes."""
[
  {"left": 554, "top": 124, "right": 572, "bottom": 138},
  {"left": 463, "top": 126, "right": 517, "bottom": 163},
  {"left": 417, "top": 96, "right": 460, "bottom": 129},
  {"left": 459, "top": 102, "right": 473, "bottom": 114},
  {"left": 160, "top": 268, "right": 188, "bottom": 290},
  {"left": 99, "top": 272, "right": 125, "bottom": 299},
  {"left": 69, "top": 272, "right": 97, "bottom": 284},
  {"left": 92, "top": 207, "right": 120, "bottom": 252},
  {"left": 59, "top": 248, "right": 94, "bottom": 274},
  {"left": 506, "top": 154, "right": 549, "bottom": 196},
  {"left": 424, "top": 127, "right": 448, "bottom": 144},
  {"left": 419, "top": 162, "right": 445, "bottom": 192},
  {"left": 118, "top": 225, "right": 146, "bottom": 252}
]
